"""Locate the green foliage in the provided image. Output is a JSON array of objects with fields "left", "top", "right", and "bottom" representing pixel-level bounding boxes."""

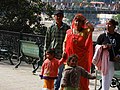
[
  {"left": 113, "top": 14, "right": 120, "bottom": 30},
  {"left": 0, "top": 0, "right": 55, "bottom": 35}
]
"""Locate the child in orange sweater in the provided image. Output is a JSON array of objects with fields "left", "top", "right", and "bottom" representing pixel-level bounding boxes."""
[{"left": 40, "top": 48, "right": 66, "bottom": 90}]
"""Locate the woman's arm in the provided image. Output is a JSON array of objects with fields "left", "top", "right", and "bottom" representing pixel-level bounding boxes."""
[
  {"left": 63, "top": 34, "right": 67, "bottom": 53},
  {"left": 85, "top": 20, "right": 94, "bottom": 32}
]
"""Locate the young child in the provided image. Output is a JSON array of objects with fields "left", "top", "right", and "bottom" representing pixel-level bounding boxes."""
[
  {"left": 60, "top": 54, "right": 96, "bottom": 90},
  {"left": 40, "top": 48, "right": 66, "bottom": 90}
]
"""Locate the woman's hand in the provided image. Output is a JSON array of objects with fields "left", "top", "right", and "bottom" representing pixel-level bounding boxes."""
[
  {"left": 62, "top": 52, "right": 67, "bottom": 59},
  {"left": 85, "top": 20, "right": 94, "bottom": 32},
  {"left": 102, "top": 44, "right": 112, "bottom": 49}
]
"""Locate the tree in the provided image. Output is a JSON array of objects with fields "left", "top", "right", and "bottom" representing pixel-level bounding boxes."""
[
  {"left": 113, "top": 14, "right": 120, "bottom": 31},
  {"left": 0, "top": 0, "right": 55, "bottom": 34}
]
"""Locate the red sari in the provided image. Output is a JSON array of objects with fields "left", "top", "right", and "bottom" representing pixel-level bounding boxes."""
[{"left": 65, "top": 29, "right": 93, "bottom": 90}]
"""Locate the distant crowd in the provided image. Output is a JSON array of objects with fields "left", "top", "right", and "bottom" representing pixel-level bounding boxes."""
[{"left": 43, "top": 1, "right": 120, "bottom": 11}]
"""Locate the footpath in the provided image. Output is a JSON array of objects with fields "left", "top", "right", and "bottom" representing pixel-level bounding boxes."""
[{"left": 0, "top": 60, "right": 117, "bottom": 90}]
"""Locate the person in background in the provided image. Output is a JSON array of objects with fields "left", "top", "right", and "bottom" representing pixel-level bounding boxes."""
[
  {"left": 94, "top": 19, "right": 120, "bottom": 90},
  {"left": 60, "top": 54, "right": 96, "bottom": 90},
  {"left": 63, "top": 13, "right": 94, "bottom": 90},
  {"left": 44, "top": 10, "right": 70, "bottom": 90},
  {"left": 40, "top": 48, "right": 66, "bottom": 90}
]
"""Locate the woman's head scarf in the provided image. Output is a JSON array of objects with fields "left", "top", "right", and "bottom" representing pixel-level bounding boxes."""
[{"left": 71, "top": 13, "right": 86, "bottom": 29}]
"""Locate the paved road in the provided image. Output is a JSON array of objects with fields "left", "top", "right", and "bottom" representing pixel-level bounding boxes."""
[{"left": 0, "top": 59, "right": 118, "bottom": 90}]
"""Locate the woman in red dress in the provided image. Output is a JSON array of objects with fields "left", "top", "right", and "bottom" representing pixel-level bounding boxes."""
[{"left": 63, "top": 13, "right": 94, "bottom": 90}]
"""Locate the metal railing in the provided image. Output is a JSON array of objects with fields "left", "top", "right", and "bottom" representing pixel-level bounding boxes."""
[{"left": 0, "top": 30, "right": 45, "bottom": 58}]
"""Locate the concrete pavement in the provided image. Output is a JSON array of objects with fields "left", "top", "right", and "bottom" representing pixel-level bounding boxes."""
[{"left": 0, "top": 59, "right": 118, "bottom": 90}]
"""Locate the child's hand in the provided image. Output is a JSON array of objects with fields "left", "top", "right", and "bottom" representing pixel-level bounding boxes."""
[
  {"left": 60, "top": 87, "right": 64, "bottom": 90},
  {"left": 90, "top": 75, "right": 96, "bottom": 79},
  {"left": 61, "top": 84, "right": 66, "bottom": 88},
  {"left": 39, "top": 75, "right": 43, "bottom": 79},
  {"left": 102, "top": 44, "right": 111, "bottom": 49}
]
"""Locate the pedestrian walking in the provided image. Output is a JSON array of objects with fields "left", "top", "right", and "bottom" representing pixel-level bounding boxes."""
[
  {"left": 60, "top": 54, "right": 96, "bottom": 90},
  {"left": 40, "top": 48, "right": 66, "bottom": 90},
  {"left": 63, "top": 13, "right": 94, "bottom": 90},
  {"left": 43, "top": 10, "right": 70, "bottom": 90},
  {"left": 93, "top": 19, "right": 120, "bottom": 90}
]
